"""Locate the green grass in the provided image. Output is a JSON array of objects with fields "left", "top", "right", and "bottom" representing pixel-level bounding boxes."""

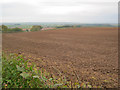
[{"left": 2, "top": 53, "right": 82, "bottom": 88}]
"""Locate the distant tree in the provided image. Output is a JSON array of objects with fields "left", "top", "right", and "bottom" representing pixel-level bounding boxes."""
[
  {"left": 30, "top": 25, "right": 43, "bottom": 31},
  {"left": 1, "top": 25, "right": 8, "bottom": 31},
  {"left": 56, "top": 25, "right": 74, "bottom": 28},
  {"left": 11, "top": 28, "right": 22, "bottom": 32},
  {"left": 0, "top": 26, "right": 2, "bottom": 31},
  {"left": 26, "top": 29, "right": 29, "bottom": 32},
  {"left": 1, "top": 25, "right": 23, "bottom": 33}
]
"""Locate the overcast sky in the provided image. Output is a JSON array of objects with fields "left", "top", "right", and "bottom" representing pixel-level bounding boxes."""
[{"left": 0, "top": 0, "right": 119, "bottom": 23}]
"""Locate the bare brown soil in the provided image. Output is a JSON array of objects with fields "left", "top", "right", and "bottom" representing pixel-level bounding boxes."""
[{"left": 2, "top": 27, "right": 118, "bottom": 88}]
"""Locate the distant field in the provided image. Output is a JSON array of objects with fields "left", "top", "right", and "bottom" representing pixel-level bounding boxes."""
[
  {"left": 2, "top": 27, "right": 118, "bottom": 88},
  {"left": 7, "top": 25, "right": 33, "bottom": 29},
  {"left": 5, "top": 23, "right": 117, "bottom": 29}
]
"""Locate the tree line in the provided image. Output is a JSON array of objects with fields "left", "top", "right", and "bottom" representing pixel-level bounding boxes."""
[{"left": 0, "top": 25, "right": 43, "bottom": 33}]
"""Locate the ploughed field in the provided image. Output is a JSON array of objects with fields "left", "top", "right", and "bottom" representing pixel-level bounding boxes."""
[{"left": 3, "top": 27, "right": 118, "bottom": 88}]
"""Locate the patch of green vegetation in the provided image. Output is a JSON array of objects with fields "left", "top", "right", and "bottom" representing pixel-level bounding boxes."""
[
  {"left": 2, "top": 53, "right": 78, "bottom": 88},
  {"left": 30, "top": 25, "right": 43, "bottom": 32},
  {"left": 55, "top": 25, "right": 74, "bottom": 28},
  {"left": 1, "top": 25, "right": 23, "bottom": 33}
]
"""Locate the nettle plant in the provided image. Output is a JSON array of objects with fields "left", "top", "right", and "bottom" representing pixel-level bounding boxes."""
[
  {"left": 2, "top": 53, "right": 72, "bottom": 88},
  {"left": 2, "top": 53, "right": 94, "bottom": 88}
]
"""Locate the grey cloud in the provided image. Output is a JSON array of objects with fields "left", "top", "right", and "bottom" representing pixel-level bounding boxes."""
[{"left": 1, "top": 0, "right": 118, "bottom": 23}]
